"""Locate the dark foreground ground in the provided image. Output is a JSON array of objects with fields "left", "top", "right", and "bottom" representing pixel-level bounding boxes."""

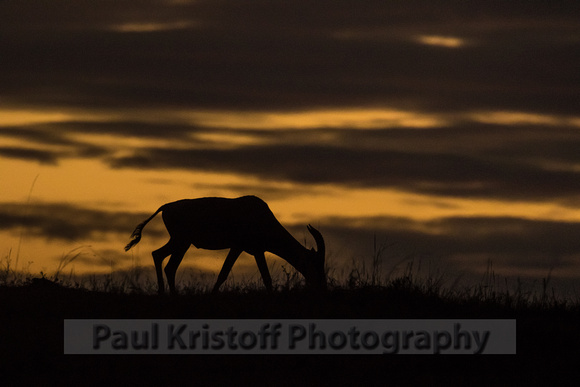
[{"left": 1, "top": 281, "right": 579, "bottom": 386}]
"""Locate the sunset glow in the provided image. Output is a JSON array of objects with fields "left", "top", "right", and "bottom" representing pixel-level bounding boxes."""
[
  {"left": 184, "top": 108, "right": 449, "bottom": 129},
  {"left": 415, "top": 35, "right": 466, "bottom": 48}
]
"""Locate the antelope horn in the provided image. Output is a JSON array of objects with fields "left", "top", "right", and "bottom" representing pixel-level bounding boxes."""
[{"left": 307, "top": 224, "right": 325, "bottom": 259}]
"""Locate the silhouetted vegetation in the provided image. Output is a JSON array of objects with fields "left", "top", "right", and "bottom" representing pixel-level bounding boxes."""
[{"left": 1, "top": 250, "right": 579, "bottom": 385}]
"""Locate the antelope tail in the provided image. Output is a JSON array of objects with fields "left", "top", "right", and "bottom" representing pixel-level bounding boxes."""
[{"left": 124, "top": 205, "right": 165, "bottom": 251}]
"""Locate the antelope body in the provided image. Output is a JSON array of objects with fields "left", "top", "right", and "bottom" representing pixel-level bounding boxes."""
[{"left": 125, "top": 196, "right": 326, "bottom": 294}]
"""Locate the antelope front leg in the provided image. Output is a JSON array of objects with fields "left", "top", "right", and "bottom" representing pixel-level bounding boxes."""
[
  {"left": 254, "top": 252, "right": 273, "bottom": 292},
  {"left": 212, "top": 248, "right": 242, "bottom": 293}
]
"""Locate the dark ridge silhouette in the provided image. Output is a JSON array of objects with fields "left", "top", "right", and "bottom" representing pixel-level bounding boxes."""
[
  {"left": 125, "top": 196, "right": 325, "bottom": 294},
  {"left": 2, "top": 283, "right": 579, "bottom": 385}
]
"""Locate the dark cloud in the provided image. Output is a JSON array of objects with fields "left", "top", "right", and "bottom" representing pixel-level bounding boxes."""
[
  {"left": 188, "top": 182, "right": 313, "bottom": 201},
  {"left": 0, "top": 203, "right": 164, "bottom": 241},
  {"left": 0, "top": 121, "right": 199, "bottom": 146},
  {"left": 0, "top": 147, "right": 59, "bottom": 164},
  {"left": 0, "top": 126, "right": 77, "bottom": 146},
  {"left": 1, "top": 1, "right": 578, "bottom": 114},
  {"left": 3, "top": 118, "right": 580, "bottom": 204},
  {"left": 2, "top": 199, "right": 579, "bottom": 289},
  {"left": 3, "top": 201, "right": 578, "bottom": 276},
  {"left": 52, "top": 121, "right": 201, "bottom": 139},
  {"left": 107, "top": 126, "right": 580, "bottom": 202},
  {"left": 0, "top": 127, "right": 110, "bottom": 164},
  {"left": 321, "top": 215, "right": 580, "bottom": 274}
]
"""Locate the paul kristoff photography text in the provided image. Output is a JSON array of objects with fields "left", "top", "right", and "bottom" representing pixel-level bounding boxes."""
[{"left": 64, "top": 319, "right": 516, "bottom": 355}]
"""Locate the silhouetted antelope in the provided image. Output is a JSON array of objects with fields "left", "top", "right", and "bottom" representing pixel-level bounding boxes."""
[{"left": 125, "top": 196, "right": 326, "bottom": 294}]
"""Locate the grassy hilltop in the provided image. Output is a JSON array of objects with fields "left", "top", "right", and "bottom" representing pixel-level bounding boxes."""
[{"left": 1, "top": 259, "right": 579, "bottom": 385}]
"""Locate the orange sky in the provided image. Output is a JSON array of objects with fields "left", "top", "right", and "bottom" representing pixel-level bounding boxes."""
[
  {"left": 4, "top": 106, "right": 580, "bottom": 287},
  {"left": 2, "top": 1, "right": 580, "bottom": 294}
]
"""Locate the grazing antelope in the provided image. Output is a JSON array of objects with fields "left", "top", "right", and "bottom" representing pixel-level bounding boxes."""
[{"left": 125, "top": 196, "right": 326, "bottom": 294}]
